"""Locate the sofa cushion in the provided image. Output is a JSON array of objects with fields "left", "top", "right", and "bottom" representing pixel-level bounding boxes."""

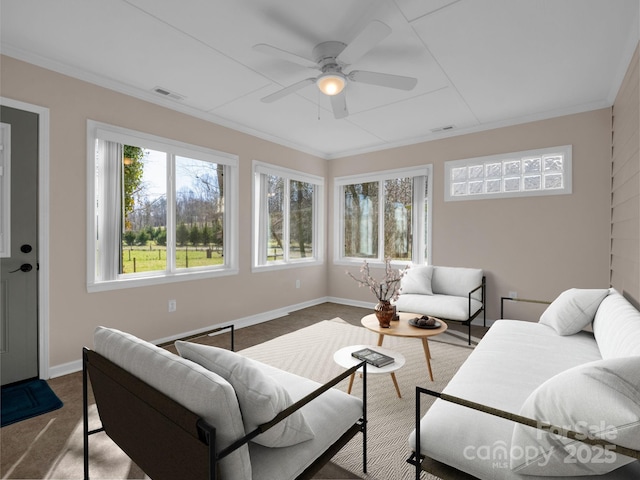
[
  {"left": 400, "top": 265, "right": 433, "bottom": 295},
  {"left": 175, "top": 341, "right": 315, "bottom": 448},
  {"left": 431, "top": 266, "right": 483, "bottom": 300},
  {"left": 510, "top": 355, "right": 640, "bottom": 476},
  {"left": 539, "top": 288, "right": 609, "bottom": 335},
  {"left": 94, "top": 327, "right": 251, "bottom": 480},
  {"left": 593, "top": 289, "right": 640, "bottom": 359}
]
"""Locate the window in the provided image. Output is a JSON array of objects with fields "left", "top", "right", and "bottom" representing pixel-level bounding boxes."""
[
  {"left": 253, "top": 161, "right": 324, "bottom": 269},
  {"left": 335, "top": 166, "right": 432, "bottom": 265},
  {"left": 87, "top": 121, "right": 238, "bottom": 291},
  {"left": 445, "top": 145, "right": 572, "bottom": 201}
]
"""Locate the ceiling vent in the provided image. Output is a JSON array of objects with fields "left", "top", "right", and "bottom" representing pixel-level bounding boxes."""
[
  {"left": 430, "top": 125, "right": 455, "bottom": 133},
  {"left": 152, "top": 86, "right": 185, "bottom": 101}
]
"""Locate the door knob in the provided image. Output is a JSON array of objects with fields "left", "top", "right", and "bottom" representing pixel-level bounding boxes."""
[{"left": 9, "top": 263, "right": 33, "bottom": 273}]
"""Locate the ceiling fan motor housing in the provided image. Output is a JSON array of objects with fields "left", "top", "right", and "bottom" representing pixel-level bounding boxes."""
[
  {"left": 313, "top": 41, "right": 348, "bottom": 69},
  {"left": 314, "top": 41, "right": 348, "bottom": 96}
]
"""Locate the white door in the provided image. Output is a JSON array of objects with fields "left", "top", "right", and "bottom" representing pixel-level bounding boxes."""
[{"left": 0, "top": 105, "right": 39, "bottom": 386}]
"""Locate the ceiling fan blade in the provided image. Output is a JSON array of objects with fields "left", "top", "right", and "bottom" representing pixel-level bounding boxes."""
[
  {"left": 330, "top": 92, "right": 349, "bottom": 119},
  {"left": 336, "top": 20, "right": 391, "bottom": 65},
  {"left": 260, "top": 77, "right": 316, "bottom": 103},
  {"left": 349, "top": 70, "right": 417, "bottom": 91},
  {"left": 253, "top": 43, "right": 317, "bottom": 69}
]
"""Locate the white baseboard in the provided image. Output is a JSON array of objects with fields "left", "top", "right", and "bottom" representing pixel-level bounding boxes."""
[
  {"left": 327, "top": 296, "right": 376, "bottom": 309},
  {"left": 48, "top": 296, "right": 332, "bottom": 379},
  {"left": 49, "top": 359, "right": 84, "bottom": 379},
  {"left": 151, "top": 296, "right": 332, "bottom": 345},
  {"left": 49, "top": 298, "right": 498, "bottom": 378}
]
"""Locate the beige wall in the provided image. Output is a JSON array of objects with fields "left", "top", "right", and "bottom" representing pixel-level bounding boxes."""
[
  {"left": 611, "top": 44, "right": 640, "bottom": 302},
  {"left": 329, "top": 109, "right": 613, "bottom": 321},
  {"left": 1, "top": 56, "right": 328, "bottom": 370},
  {"left": 0, "top": 53, "right": 617, "bottom": 373}
]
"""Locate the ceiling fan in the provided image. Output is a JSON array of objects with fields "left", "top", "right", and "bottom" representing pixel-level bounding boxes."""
[{"left": 253, "top": 20, "right": 418, "bottom": 119}]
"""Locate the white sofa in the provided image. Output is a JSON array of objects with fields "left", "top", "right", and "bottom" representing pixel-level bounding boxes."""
[
  {"left": 408, "top": 288, "right": 640, "bottom": 479},
  {"left": 394, "top": 265, "right": 485, "bottom": 344},
  {"left": 83, "top": 327, "right": 366, "bottom": 480}
]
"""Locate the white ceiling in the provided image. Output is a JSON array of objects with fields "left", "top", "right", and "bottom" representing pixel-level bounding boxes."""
[{"left": 1, "top": 0, "right": 638, "bottom": 159}]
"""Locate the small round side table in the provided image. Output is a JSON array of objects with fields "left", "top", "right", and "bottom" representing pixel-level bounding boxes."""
[{"left": 333, "top": 344, "right": 406, "bottom": 398}]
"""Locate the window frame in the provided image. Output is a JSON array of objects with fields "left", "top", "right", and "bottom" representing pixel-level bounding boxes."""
[
  {"left": 333, "top": 165, "right": 432, "bottom": 267},
  {"left": 86, "top": 120, "right": 239, "bottom": 292},
  {"left": 252, "top": 160, "right": 324, "bottom": 272},
  {"left": 444, "top": 145, "right": 572, "bottom": 202}
]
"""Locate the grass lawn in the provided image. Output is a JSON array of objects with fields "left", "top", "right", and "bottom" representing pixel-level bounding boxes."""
[{"left": 122, "top": 245, "right": 223, "bottom": 273}]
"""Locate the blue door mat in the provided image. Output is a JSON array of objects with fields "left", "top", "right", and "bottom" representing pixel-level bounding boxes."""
[{"left": 1, "top": 379, "right": 63, "bottom": 427}]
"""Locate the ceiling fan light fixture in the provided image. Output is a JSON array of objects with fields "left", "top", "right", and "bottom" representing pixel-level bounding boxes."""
[{"left": 316, "top": 73, "right": 346, "bottom": 96}]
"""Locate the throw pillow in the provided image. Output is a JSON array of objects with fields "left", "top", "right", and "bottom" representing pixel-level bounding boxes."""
[
  {"left": 510, "top": 356, "right": 640, "bottom": 476},
  {"left": 400, "top": 265, "right": 433, "bottom": 295},
  {"left": 539, "top": 288, "right": 609, "bottom": 335},
  {"left": 175, "top": 341, "right": 315, "bottom": 448}
]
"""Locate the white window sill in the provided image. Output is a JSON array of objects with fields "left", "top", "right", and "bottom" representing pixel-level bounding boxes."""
[
  {"left": 87, "top": 267, "right": 239, "bottom": 293},
  {"left": 251, "top": 259, "right": 323, "bottom": 273}
]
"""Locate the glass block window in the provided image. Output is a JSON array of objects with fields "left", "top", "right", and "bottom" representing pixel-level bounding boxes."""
[{"left": 445, "top": 145, "right": 572, "bottom": 201}]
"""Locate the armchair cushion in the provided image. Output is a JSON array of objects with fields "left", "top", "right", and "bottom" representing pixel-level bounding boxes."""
[
  {"left": 395, "top": 294, "right": 482, "bottom": 322},
  {"left": 400, "top": 265, "right": 433, "bottom": 295},
  {"left": 431, "top": 266, "right": 483, "bottom": 300},
  {"left": 539, "top": 288, "right": 609, "bottom": 335},
  {"left": 510, "top": 356, "right": 640, "bottom": 476},
  {"left": 175, "top": 341, "right": 315, "bottom": 448}
]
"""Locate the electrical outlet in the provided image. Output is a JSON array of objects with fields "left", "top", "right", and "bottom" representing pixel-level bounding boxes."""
[
  {"left": 509, "top": 291, "right": 518, "bottom": 299},
  {"left": 295, "top": 279, "right": 301, "bottom": 289},
  {"left": 168, "top": 299, "right": 177, "bottom": 312}
]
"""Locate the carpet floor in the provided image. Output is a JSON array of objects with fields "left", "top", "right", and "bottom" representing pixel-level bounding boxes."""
[
  {"left": 240, "top": 319, "right": 473, "bottom": 479},
  {"left": 0, "top": 302, "right": 484, "bottom": 479}
]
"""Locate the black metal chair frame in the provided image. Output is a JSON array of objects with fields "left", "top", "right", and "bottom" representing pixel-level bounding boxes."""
[
  {"left": 500, "top": 296, "right": 551, "bottom": 319},
  {"left": 441, "top": 276, "right": 486, "bottom": 345},
  {"left": 83, "top": 344, "right": 367, "bottom": 480}
]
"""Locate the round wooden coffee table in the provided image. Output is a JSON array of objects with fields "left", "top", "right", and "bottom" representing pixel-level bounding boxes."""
[{"left": 361, "top": 312, "right": 447, "bottom": 381}]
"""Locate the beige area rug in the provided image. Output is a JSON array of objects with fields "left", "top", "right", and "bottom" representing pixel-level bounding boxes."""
[
  {"left": 44, "top": 319, "right": 471, "bottom": 480},
  {"left": 239, "top": 319, "right": 473, "bottom": 480}
]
